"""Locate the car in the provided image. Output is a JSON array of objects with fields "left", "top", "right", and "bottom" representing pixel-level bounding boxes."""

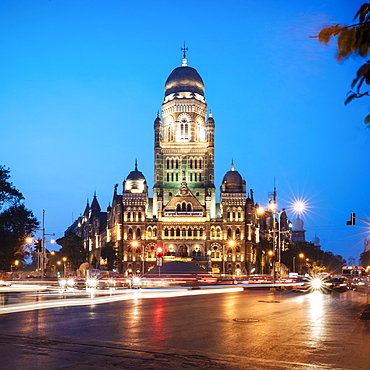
[
  {"left": 330, "top": 277, "right": 348, "bottom": 292},
  {"left": 0, "top": 280, "right": 11, "bottom": 287}
]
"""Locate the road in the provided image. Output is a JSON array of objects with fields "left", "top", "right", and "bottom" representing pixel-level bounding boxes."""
[{"left": 0, "top": 287, "right": 369, "bottom": 369}]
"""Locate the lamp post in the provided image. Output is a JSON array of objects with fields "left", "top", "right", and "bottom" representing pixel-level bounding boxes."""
[
  {"left": 131, "top": 240, "right": 145, "bottom": 274},
  {"left": 62, "top": 257, "right": 67, "bottom": 278}
]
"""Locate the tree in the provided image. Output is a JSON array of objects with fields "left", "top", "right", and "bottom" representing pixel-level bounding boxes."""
[
  {"left": 0, "top": 166, "right": 23, "bottom": 210},
  {"left": 56, "top": 232, "right": 86, "bottom": 270},
  {"left": 101, "top": 241, "right": 117, "bottom": 270},
  {"left": 0, "top": 166, "right": 39, "bottom": 270},
  {"left": 359, "top": 250, "right": 370, "bottom": 267},
  {"left": 0, "top": 204, "right": 38, "bottom": 270},
  {"left": 316, "top": 3, "right": 370, "bottom": 125}
]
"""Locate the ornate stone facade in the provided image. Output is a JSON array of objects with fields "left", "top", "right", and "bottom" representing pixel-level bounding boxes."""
[{"left": 66, "top": 54, "right": 289, "bottom": 276}]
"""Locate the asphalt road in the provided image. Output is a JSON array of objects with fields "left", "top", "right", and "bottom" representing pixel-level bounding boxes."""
[{"left": 0, "top": 288, "right": 369, "bottom": 369}]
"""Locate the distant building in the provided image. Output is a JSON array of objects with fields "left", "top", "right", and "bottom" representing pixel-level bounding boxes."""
[{"left": 66, "top": 52, "right": 295, "bottom": 276}]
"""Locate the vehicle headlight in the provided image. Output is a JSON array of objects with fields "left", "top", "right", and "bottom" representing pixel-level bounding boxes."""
[
  {"left": 59, "top": 279, "right": 67, "bottom": 287},
  {"left": 67, "top": 278, "right": 75, "bottom": 287},
  {"left": 310, "top": 278, "right": 324, "bottom": 290},
  {"left": 87, "top": 279, "right": 97, "bottom": 288},
  {"left": 132, "top": 277, "right": 141, "bottom": 285}
]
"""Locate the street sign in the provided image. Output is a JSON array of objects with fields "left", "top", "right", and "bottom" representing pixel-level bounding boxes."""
[{"left": 156, "top": 257, "right": 163, "bottom": 266}]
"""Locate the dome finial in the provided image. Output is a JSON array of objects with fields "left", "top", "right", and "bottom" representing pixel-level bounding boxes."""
[
  {"left": 209, "top": 110, "right": 213, "bottom": 118},
  {"left": 231, "top": 159, "right": 234, "bottom": 171},
  {"left": 135, "top": 158, "right": 138, "bottom": 171},
  {"left": 181, "top": 41, "right": 188, "bottom": 66}
]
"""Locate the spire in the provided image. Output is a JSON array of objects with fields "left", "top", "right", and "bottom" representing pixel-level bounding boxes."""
[
  {"left": 209, "top": 110, "right": 213, "bottom": 118},
  {"left": 181, "top": 42, "right": 188, "bottom": 66},
  {"left": 135, "top": 158, "right": 138, "bottom": 171},
  {"left": 231, "top": 159, "right": 234, "bottom": 171}
]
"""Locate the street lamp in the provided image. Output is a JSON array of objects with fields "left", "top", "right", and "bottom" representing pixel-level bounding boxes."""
[
  {"left": 62, "top": 257, "right": 67, "bottom": 277},
  {"left": 131, "top": 240, "right": 145, "bottom": 274}
]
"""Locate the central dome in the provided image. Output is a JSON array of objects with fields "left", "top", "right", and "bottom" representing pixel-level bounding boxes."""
[{"left": 164, "top": 66, "right": 205, "bottom": 96}]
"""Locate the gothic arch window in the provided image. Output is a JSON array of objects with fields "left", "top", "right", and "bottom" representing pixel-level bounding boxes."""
[
  {"left": 199, "top": 228, "right": 203, "bottom": 237},
  {"left": 176, "top": 203, "right": 181, "bottom": 212},
  {"left": 182, "top": 229, "right": 186, "bottom": 237},
  {"left": 188, "top": 229, "right": 192, "bottom": 237},
  {"left": 190, "top": 159, "right": 193, "bottom": 169},
  {"left": 153, "top": 228, "right": 157, "bottom": 237},
  {"left": 211, "top": 227, "right": 215, "bottom": 238},
  {"left": 170, "top": 228, "right": 175, "bottom": 237},
  {"left": 164, "top": 228, "right": 169, "bottom": 237},
  {"left": 194, "top": 159, "right": 198, "bottom": 169},
  {"left": 216, "top": 227, "right": 221, "bottom": 238},
  {"left": 235, "top": 228, "right": 240, "bottom": 240},
  {"left": 227, "top": 228, "right": 232, "bottom": 239},
  {"left": 176, "top": 228, "right": 180, "bottom": 237},
  {"left": 166, "top": 159, "right": 170, "bottom": 169},
  {"left": 194, "top": 228, "right": 198, "bottom": 237},
  {"left": 181, "top": 202, "right": 186, "bottom": 212},
  {"left": 175, "top": 159, "right": 179, "bottom": 168},
  {"left": 187, "top": 203, "right": 192, "bottom": 212},
  {"left": 227, "top": 212, "right": 230, "bottom": 220},
  {"left": 199, "top": 159, "right": 202, "bottom": 169},
  {"left": 128, "top": 228, "right": 133, "bottom": 240},
  {"left": 147, "top": 227, "right": 152, "bottom": 238},
  {"left": 136, "top": 228, "right": 141, "bottom": 239},
  {"left": 127, "top": 212, "right": 131, "bottom": 221},
  {"left": 171, "top": 159, "right": 174, "bottom": 169},
  {"left": 138, "top": 211, "right": 142, "bottom": 221}
]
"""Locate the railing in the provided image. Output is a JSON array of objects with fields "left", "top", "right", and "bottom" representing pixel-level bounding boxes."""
[{"left": 164, "top": 211, "right": 204, "bottom": 216}]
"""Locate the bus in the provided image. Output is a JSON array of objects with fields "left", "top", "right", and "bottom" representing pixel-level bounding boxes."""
[{"left": 342, "top": 266, "right": 366, "bottom": 277}]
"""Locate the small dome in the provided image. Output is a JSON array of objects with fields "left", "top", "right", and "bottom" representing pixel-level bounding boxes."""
[
  {"left": 293, "top": 217, "right": 304, "bottom": 230},
  {"left": 124, "top": 162, "right": 146, "bottom": 194},
  {"left": 312, "top": 235, "right": 320, "bottom": 246},
  {"left": 164, "top": 66, "right": 205, "bottom": 96},
  {"left": 126, "top": 169, "right": 145, "bottom": 181},
  {"left": 222, "top": 170, "right": 244, "bottom": 193}
]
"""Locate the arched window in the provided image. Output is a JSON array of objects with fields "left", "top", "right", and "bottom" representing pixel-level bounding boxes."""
[
  {"left": 127, "top": 212, "right": 131, "bottom": 221},
  {"left": 227, "top": 228, "right": 232, "bottom": 239},
  {"left": 128, "top": 228, "right": 133, "bottom": 240},
  {"left": 136, "top": 228, "right": 141, "bottom": 239},
  {"left": 138, "top": 211, "right": 142, "bottom": 221},
  {"left": 199, "top": 159, "right": 202, "bottom": 169},
  {"left": 176, "top": 228, "right": 181, "bottom": 237},
  {"left": 236, "top": 228, "right": 240, "bottom": 240},
  {"left": 166, "top": 159, "right": 170, "bottom": 169},
  {"left": 194, "top": 228, "right": 198, "bottom": 237},
  {"left": 171, "top": 159, "right": 174, "bottom": 169},
  {"left": 182, "top": 229, "right": 186, "bottom": 237},
  {"left": 199, "top": 173, "right": 202, "bottom": 181},
  {"left": 182, "top": 202, "right": 186, "bottom": 212},
  {"left": 187, "top": 203, "right": 192, "bottom": 212},
  {"left": 164, "top": 228, "right": 169, "bottom": 237},
  {"left": 190, "top": 159, "right": 193, "bottom": 169},
  {"left": 153, "top": 227, "right": 157, "bottom": 237},
  {"left": 147, "top": 228, "right": 152, "bottom": 238},
  {"left": 188, "top": 229, "right": 192, "bottom": 237},
  {"left": 170, "top": 228, "right": 175, "bottom": 237},
  {"left": 199, "top": 228, "right": 203, "bottom": 237},
  {"left": 184, "top": 123, "right": 188, "bottom": 139},
  {"left": 176, "top": 204, "right": 181, "bottom": 212},
  {"left": 175, "top": 159, "right": 179, "bottom": 168}
]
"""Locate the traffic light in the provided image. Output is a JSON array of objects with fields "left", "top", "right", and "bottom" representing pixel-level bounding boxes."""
[
  {"left": 34, "top": 239, "right": 42, "bottom": 252},
  {"left": 346, "top": 212, "right": 356, "bottom": 225},
  {"left": 157, "top": 246, "right": 163, "bottom": 257}
]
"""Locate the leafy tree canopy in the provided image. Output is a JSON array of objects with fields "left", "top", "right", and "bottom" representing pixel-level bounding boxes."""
[
  {"left": 359, "top": 250, "right": 370, "bottom": 267},
  {"left": 101, "top": 241, "right": 117, "bottom": 270},
  {"left": 316, "top": 3, "right": 370, "bottom": 125},
  {"left": 56, "top": 232, "right": 86, "bottom": 271},
  {"left": 0, "top": 165, "right": 23, "bottom": 211},
  {"left": 0, "top": 204, "right": 38, "bottom": 270}
]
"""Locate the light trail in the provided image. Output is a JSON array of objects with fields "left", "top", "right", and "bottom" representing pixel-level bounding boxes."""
[{"left": 0, "top": 287, "right": 244, "bottom": 315}]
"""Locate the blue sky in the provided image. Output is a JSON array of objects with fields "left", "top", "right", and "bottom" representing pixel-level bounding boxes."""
[{"left": 0, "top": 0, "right": 369, "bottom": 262}]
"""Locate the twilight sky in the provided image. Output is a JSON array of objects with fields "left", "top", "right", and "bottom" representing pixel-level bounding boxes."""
[{"left": 1, "top": 0, "right": 369, "bottom": 263}]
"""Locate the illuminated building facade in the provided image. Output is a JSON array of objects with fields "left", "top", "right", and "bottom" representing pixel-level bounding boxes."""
[{"left": 66, "top": 53, "right": 288, "bottom": 276}]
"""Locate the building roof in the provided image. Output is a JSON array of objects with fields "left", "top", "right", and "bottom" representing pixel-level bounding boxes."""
[{"left": 164, "top": 66, "right": 205, "bottom": 96}]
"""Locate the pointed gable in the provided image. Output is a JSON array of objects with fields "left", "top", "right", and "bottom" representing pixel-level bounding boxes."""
[{"left": 163, "top": 172, "right": 205, "bottom": 216}]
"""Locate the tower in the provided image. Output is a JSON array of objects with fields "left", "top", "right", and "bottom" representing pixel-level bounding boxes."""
[{"left": 153, "top": 51, "right": 216, "bottom": 218}]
